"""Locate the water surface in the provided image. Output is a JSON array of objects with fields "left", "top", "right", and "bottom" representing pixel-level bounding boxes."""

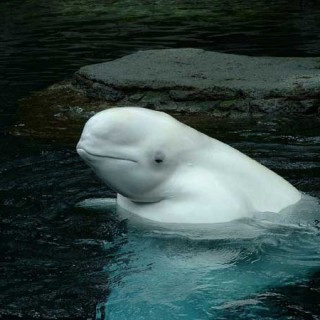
[{"left": 1, "top": 0, "right": 320, "bottom": 319}]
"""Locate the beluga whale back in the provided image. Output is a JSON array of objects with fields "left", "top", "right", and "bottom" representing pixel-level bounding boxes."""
[{"left": 77, "top": 107, "right": 301, "bottom": 223}]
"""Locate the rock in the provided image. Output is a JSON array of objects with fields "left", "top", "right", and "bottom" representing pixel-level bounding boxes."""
[
  {"left": 11, "top": 81, "right": 111, "bottom": 141},
  {"left": 74, "top": 48, "right": 320, "bottom": 115},
  {"left": 12, "top": 49, "right": 320, "bottom": 140}
]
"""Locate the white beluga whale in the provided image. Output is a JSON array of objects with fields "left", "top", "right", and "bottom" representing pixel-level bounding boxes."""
[{"left": 76, "top": 107, "right": 301, "bottom": 223}]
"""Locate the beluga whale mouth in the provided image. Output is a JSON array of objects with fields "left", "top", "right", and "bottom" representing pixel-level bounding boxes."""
[
  {"left": 77, "top": 107, "right": 301, "bottom": 224},
  {"left": 77, "top": 147, "right": 138, "bottom": 163}
]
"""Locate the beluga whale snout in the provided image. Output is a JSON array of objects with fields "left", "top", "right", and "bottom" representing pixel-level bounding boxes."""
[{"left": 77, "top": 107, "right": 301, "bottom": 224}]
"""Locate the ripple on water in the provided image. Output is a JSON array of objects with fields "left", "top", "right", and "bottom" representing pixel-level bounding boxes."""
[
  {"left": 68, "top": 190, "right": 317, "bottom": 320},
  {"left": 0, "top": 145, "right": 124, "bottom": 319},
  {"left": 98, "top": 206, "right": 320, "bottom": 320}
]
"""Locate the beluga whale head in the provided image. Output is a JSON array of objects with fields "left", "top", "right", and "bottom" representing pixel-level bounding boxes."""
[
  {"left": 76, "top": 107, "right": 197, "bottom": 204},
  {"left": 77, "top": 107, "right": 301, "bottom": 224}
]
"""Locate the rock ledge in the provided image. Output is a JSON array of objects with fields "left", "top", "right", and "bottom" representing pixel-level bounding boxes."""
[{"left": 74, "top": 48, "right": 320, "bottom": 115}]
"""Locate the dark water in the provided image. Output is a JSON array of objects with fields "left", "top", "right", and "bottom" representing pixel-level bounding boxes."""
[
  {"left": 1, "top": 0, "right": 320, "bottom": 120},
  {"left": 1, "top": 0, "right": 320, "bottom": 319}
]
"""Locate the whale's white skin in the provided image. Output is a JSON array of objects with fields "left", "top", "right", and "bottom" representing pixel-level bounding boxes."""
[{"left": 77, "top": 107, "right": 301, "bottom": 223}]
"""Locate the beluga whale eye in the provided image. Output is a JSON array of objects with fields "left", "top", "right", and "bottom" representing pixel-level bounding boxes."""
[{"left": 154, "top": 151, "right": 165, "bottom": 164}]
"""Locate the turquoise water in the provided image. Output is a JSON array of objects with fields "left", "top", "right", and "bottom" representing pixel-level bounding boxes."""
[{"left": 81, "top": 197, "right": 320, "bottom": 320}]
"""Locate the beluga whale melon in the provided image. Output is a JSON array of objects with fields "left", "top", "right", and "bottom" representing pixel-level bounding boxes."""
[{"left": 76, "top": 107, "right": 301, "bottom": 223}]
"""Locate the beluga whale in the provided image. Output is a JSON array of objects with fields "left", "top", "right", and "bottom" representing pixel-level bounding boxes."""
[{"left": 76, "top": 107, "right": 301, "bottom": 224}]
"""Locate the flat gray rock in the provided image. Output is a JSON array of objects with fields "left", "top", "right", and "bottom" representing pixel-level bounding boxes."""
[{"left": 74, "top": 49, "right": 319, "bottom": 115}]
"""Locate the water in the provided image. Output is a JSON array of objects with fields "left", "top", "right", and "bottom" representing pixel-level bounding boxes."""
[
  {"left": 1, "top": 0, "right": 320, "bottom": 319},
  {"left": 98, "top": 210, "right": 320, "bottom": 320}
]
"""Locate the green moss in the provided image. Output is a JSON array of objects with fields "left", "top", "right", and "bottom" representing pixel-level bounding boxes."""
[
  {"left": 12, "top": 81, "right": 111, "bottom": 143},
  {"left": 219, "top": 100, "right": 239, "bottom": 109}
]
